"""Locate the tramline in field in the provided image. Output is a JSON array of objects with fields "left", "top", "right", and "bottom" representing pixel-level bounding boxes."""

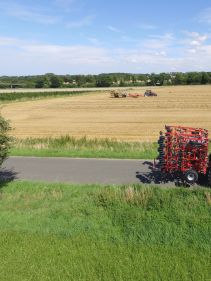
[{"left": 157, "top": 125, "right": 211, "bottom": 185}]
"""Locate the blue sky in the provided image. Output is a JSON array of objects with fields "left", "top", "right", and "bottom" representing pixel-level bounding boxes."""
[{"left": 0, "top": 0, "right": 211, "bottom": 75}]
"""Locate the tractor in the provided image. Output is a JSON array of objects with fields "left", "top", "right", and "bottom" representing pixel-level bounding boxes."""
[
  {"left": 144, "top": 90, "right": 157, "bottom": 97},
  {"left": 156, "top": 125, "right": 211, "bottom": 185}
]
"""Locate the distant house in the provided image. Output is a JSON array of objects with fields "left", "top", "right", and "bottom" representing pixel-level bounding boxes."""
[{"left": 63, "top": 80, "right": 77, "bottom": 85}]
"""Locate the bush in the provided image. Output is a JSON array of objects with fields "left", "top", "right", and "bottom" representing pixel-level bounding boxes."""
[{"left": 0, "top": 115, "right": 12, "bottom": 166}]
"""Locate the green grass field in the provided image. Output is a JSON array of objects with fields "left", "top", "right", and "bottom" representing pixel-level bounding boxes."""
[{"left": 0, "top": 181, "right": 210, "bottom": 281}]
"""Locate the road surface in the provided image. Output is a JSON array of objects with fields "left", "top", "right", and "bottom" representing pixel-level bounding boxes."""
[
  {"left": 0, "top": 157, "right": 161, "bottom": 185},
  {"left": 0, "top": 86, "right": 140, "bottom": 94}
]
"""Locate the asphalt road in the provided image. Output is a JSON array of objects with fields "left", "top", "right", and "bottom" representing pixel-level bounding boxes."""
[
  {"left": 0, "top": 86, "right": 136, "bottom": 94},
  {"left": 0, "top": 157, "right": 159, "bottom": 185}
]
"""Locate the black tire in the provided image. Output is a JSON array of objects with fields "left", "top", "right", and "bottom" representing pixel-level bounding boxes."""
[
  {"left": 158, "top": 137, "right": 165, "bottom": 144},
  {"left": 184, "top": 169, "right": 198, "bottom": 184},
  {"left": 159, "top": 155, "right": 165, "bottom": 158},
  {"left": 208, "top": 169, "right": 211, "bottom": 187}
]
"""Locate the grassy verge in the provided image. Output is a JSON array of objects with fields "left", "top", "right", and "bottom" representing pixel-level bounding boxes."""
[
  {"left": 0, "top": 181, "right": 210, "bottom": 280},
  {"left": 11, "top": 136, "right": 158, "bottom": 159},
  {"left": 0, "top": 90, "right": 91, "bottom": 102},
  {"left": 11, "top": 136, "right": 211, "bottom": 159}
]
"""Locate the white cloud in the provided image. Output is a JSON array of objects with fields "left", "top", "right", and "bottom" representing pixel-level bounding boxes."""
[
  {"left": 148, "top": 33, "right": 174, "bottom": 40},
  {"left": 188, "top": 49, "right": 197, "bottom": 54},
  {"left": 0, "top": 1, "right": 94, "bottom": 28},
  {"left": 1, "top": 33, "right": 211, "bottom": 75},
  {"left": 86, "top": 37, "right": 101, "bottom": 45},
  {"left": 190, "top": 40, "right": 201, "bottom": 46},
  {"left": 117, "top": 47, "right": 211, "bottom": 73},
  {"left": 138, "top": 24, "right": 157, "bottom": 30},
  {"left": 53, "top": 0, "right": 80, "bottom": 12},
  {"left": 182, "top": 31, "right": 209, "bottom": 55},
  {"left": 66, "top": 15, "right": 94, "bottom": 28},
  {"left": 21, "top": 44, "right": 110, "bottom": 64},
  {"left": 184, "top": 31, "right": 208, "bottom": 44},
  {"left": 0, "top": 36, "right": 22, "bottom": 46},
  {"left": 142, "top": 33, "right": 174, "bottom": 50},
  {"left": 54, "top": 0, "right": 76, "bottom": 8},
  {"left": 0, "top": 1, "right": 60, "bottom": 24},
  {"left": 0, "top": 37, "right": 113, "bottom": 74},
  {"left": 107, "top": 26, "right": 122, "bottom": 33},
  {"left": 198, "top": 8, "right": 211, "bottom": 24}
]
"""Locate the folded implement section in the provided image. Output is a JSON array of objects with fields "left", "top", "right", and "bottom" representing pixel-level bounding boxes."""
[{"left": 158, "top": 125, "right": 209, "bottom": 184}]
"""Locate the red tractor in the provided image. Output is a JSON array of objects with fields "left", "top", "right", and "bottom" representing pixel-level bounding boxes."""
[{"left": 157, "top": 125, "right": 211, "bottom": 185}]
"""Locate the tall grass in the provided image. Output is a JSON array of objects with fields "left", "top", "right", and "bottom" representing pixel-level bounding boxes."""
[
  {"left": 11, "top": 136, "right": 211, "bottom": 159},
  {"left": 0, "top": 181, "right": 210, "bottom": 280},
  {"left": 0, "top": 90, "right": 89, "bottom": 101},
  {"left": 11, "top": 135, "right": 158, "bottom": 159}
]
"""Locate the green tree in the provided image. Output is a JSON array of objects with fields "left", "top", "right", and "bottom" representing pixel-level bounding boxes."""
[
  {"left": 49, "top": 75, "right": 61, "bottom": 88},
  {"left": 0, "top": 115, "right": 12, "bottom": 166},
  {"left": 187, "top": 72, "right": 197, "bottom": 85},
  {"left": 119, "top": 80, "right": 125, "bottom": 87},
  {"left": 132, "top": 75, "right": 136, "bottom": 83},
  {"left": 35, "top": 78, "right": 45, "bottom": 88},
  {"left": 75, "top": 75, "right": 86, "bottom": 87},
  {"left": 201, "top": 72, "right": 209, "bottom": 84},
  {"left": 174, "top": 73, "right": 183, "bottom": 85},
  {"left": 96, "top": 75, "right": 113, "bottom": 87},
  {"left": 174, "top": 73, "right": 187, "bottom": 85}
]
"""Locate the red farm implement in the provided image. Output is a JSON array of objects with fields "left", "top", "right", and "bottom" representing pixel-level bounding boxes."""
[{"left": 157, "top": 125, "right": 211, "bottom": 185}]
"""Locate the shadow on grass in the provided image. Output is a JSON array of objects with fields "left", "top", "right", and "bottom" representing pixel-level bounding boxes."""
[
  {"left": 136, "top": 161, "right": 210, "bottom": 188},
  {"left": 0, "top": 168, "right": 18, "bottom": 188}
]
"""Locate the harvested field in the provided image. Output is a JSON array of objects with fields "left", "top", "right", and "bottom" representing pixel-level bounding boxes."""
[{"left": 1, "top": 85, "right": 211, "bottom": 141}]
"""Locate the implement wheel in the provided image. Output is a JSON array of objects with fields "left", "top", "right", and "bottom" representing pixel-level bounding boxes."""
[
  {"left": 208, "top": 169, "right": 211, "bottom": 187},
  {"left": 184, "top": 169, "right": 198, "bottom": 184}
]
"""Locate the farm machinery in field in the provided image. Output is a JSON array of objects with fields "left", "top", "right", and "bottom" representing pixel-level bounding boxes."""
[
  {"left": 110, "top": 90, "right": 143, "bottom": 98},
  {"left": 144, "top": 90, "right": 157, "bottom": 97},
  {"left": 110, "top": 90, "right": 127, "bottom": 98},
  {"left": 156, "top": 125, "right": 211, "bottom": 185},
  {"left": 110, "top": 89, "right": 158, "bottom": 98}
]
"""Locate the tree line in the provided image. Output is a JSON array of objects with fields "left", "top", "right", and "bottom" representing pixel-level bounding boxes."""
[{"left": 0, "top": 72, "right": 211, "bottom": 89}]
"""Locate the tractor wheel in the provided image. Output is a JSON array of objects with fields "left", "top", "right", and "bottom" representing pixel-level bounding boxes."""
[
  {"left": 159, "top": 154, "right": 165, "bottom": 158},
  {"left": 158, "top": 139, "right": 165, "bottom": 145},
  {"left": 184, "top": 169, "right": 198, "bottom": 184},
  {"left": 208, "top": 169, "right": 211, "bottom": 187}
]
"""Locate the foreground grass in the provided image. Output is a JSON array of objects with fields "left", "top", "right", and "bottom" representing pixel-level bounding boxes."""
[
  {"left": 0, "top": 181, "right": 210, "bottom": 280},
  {"left": 11, "top": 136, "right": 158, "bottom": 159}
]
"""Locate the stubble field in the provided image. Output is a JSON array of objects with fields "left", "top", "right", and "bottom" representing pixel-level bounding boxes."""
[{"left": 1, "top": 85, "right": 211, "bottom": 141}]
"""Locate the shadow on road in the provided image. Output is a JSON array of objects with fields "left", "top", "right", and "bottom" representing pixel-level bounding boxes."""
[
  {"left": 136, "top": 161, "right": 210, "bottom": 188},
  {"left": 0, "top": 168, "right": 18, "bottom": 188},
  {"left": 136, "top": 161, "right": 173, "bottom": 185}
]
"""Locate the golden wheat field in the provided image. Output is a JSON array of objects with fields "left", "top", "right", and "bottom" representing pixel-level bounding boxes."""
[{"left": 1, "top": 85, "right": 211, "bottom": 141}]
